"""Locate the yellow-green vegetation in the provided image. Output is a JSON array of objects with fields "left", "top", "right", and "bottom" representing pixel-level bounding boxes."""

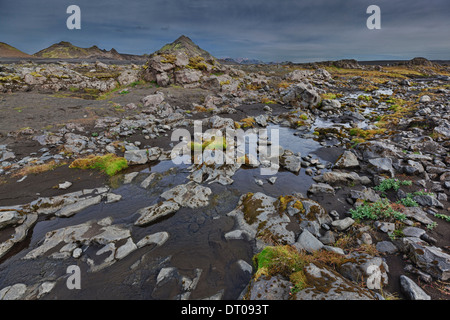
[
  {"left": 252, "top": 245, "right": 352, "bottom": 294},
  {"left": 12, "top": 160, "right": 67, "bottom": 178},
  {"left": 189, "top": 136, "right": 227, "bottom": 153},
  {"left": 321, "top": 93, "right": 342, "bottom": 100},
  {"left": 160, "top": 53, "right": 177, "bottom": 64},
  {"left": 0, "top": 75, "right": 22, "bottom": 83},
  {"left": 261, "top": 97, "right": 277, "bottom": 104},
  {"left": 69, "top": 154, "right": 128, "bottom": 176},
  {"left": 275, "top": 195, "right": 305, "bottom": 216},
  {"left": 376, "top": 97, "right": 416, "bottom": 128},
  {"left": 348, "top": 127, "right": 386, "bottom": 140},
  {"left": 187, "top": 56, "right": 208, "bottom": 71},
  {"left": 240, "top": 117, "right": 256, "bottom": 128}
]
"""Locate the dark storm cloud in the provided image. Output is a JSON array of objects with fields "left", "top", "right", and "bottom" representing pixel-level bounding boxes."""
[{"left": 0, "top": 0, "right": 449, "bottom": 62}]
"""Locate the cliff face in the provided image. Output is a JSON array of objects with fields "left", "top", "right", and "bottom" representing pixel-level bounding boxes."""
[{"left": 0, "top": 42, "right": 33, "bottom": 58}]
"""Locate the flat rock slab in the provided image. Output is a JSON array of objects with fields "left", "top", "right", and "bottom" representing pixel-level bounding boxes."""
[{"left": 161, "top": 182, "right": 212, "bottom": 208}]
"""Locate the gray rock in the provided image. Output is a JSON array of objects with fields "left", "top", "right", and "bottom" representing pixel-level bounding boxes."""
[
  {"left": 331, "top": 217, "right": 355, "bottom": 231},
  {"left": 135, "top": 201, "right": 180, "bottom": 226},
  {"left": 0, "top": 283, "right": 27, "bottom": 300},
  {"left": 124, "top": 149, "right": 148, "bottom": 165},
  {"left": 295, "top": 263, "right": 377, "bottom": 300},
  {"left": 402, "top": 207, "right": 434, "bottom": 225},
  {"left": 368, "top": 157, "right": 394, "bottom": 177},
  {"left": 136, "top": 231, "right": 170, "bottom": 248},
  {"left": 294, "top": 229, "right": 324, "bottom": 253},
  {"left": 307, "top": 183, "right": 335, "bottom": 195},
  {"left": 400, "top": 275, "right": 431, "bottom": 300},
  {"left": 160, "top": 182, "right": 212, "bottom": 208},
  {"left": 376, "top": 241, "right": 398, "bottom": 254},
  {"left": 413, "top": 195, "right": 444, "bottom": 209},
  {"left": 281, "top": 155, "right": 302, "bottom": 173},
  {"left": 248, "top": 275, "right": 291, "bottom": 300},
  {"left": 402, "top": 227, "right": 426, "bottom": 238},
  {"left": 334, "top": 150, "right": 359, "bottom": 169},
  {"left": 55, "top": 195, "right": 102, "bottom": 217},
  {"left": 407, "top": 242, "right": 450, "bottom": 281},
  {"left": 374, "top": 221, "right": 395, "bottom": 233}
]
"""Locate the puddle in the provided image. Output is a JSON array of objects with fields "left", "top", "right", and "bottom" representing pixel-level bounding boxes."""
[{"left": 0, "top": 124, "right": 341, "bottom": 300}]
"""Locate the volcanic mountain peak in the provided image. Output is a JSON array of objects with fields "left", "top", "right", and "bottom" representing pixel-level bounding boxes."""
[
  {"left": 154, "top": 35, "right": 215, "bottom": 61},
  {"left": 33, "top": 42, "right": 124, "bottom": 60},
  {"left": 0, "top": 42, "right": 33, "bottom": 58}
]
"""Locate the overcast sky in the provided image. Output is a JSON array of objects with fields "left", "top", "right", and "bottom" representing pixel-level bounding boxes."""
[{"left": 1, "top": 0, "right": 449, "bottom": 62}]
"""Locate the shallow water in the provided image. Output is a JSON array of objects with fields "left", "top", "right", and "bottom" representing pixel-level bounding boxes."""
[{"left": 0, "top": 125, "right": 340, "bottom": 300}]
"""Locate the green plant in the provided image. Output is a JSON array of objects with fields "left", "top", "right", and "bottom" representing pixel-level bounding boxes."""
[
  {"left": 397, "top": 194, "right": 418, "bottom": 207},
  {"left": 349, "top": 199, "right": 406, "bottom": 222},
  {"left": 69, "top": 154, "right": 128, "bottom": 176},
  {"left": 435, "top": 213, "right": 450, "bottom": 222},
  {"left": 374, "top": 179, "right": 412, "bottom": 192},
  {"left": 413, "top": 189, "right": 435, "bottom": 196},
  {"left": 427, "top": 222, "right": 438, "bottom": 230}
]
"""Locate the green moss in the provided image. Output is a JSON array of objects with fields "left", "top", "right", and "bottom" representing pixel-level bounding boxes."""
[
  {"left": 69, "top": 154, "right": 128, "bottom": 176},
  {"left": 253, "top": 245, "right": 306, "bottom": 280}
]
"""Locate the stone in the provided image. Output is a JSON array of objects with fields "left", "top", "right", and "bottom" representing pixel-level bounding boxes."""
[
  {"left": 368, "top": 157, "right": 394, "bottom": 177},
  {"left": 331, "top": 217, "right": 355, "bottom": 231},
  {"left": 339, "top": 253, "right": 389, "bottom": 290},
  {"left": 123, "top": 172, "right": 139, "bottom": 184},
  {"left": 136, "top": 231, "right": 170, "bottom": 248},
  {"left": 160, "top": 182, "right": 212, "bottom": 208},
  {"left": 320, "top": 99, "right": 341, "bottom": 111},
  {"left": 281, "top": 155, "right": 302, "bottom": 173},
  {"left": 376, "top": 241, "right": 398, "bottom": 254},
  {"left": 307, "top": 183, "right": 335, "bottom": 195},
  {"left": 295, "top": 263, "right": 377, "bottom": 300},
  {"left": 248, "top": 276, "right": 291, "bottom": 300},
  {"left": 419, "top": 95, "right": 431, "bottom": 103},
  {"left": 334, "top": 151, "right": 359, "bottom": 169},
  {"left": 142, "top": 92, "right": 165, "bottom": 108},
  {"left": 135, "top": 201, "right": 180, "bottom": 226},
  {"left": 402, "top": 227, "right": 426, "bottom": 238},
  {"left": 413, "top": 195, "right": 444, "bottom": 209},
  {"left": 400, "top": 275, "right": 431, "bottom": 300},
  {"left": 115, "top": 238, "right": 137, "bottom": 260},
  {"left": 55, "top": 195, "right": 102, "bottom": 218},
  {"left": 0, "top": 283, "right": 27, "bottom": 300},
  {"left": 37, "top": 282, "right": 56, "bottom": 299},
  {"left": 294, "top": 229, "right": 324, "bottom": 253},
  {"left": 374, "top": 221, "right": 395, "bottom": 233},
  {"left": 175, "top": 69, "right": 202, "bottom": 85},
  {"left": 58, "top": 181, "right": 72, "bottom": 190},
  {"left": 124, "top": 149, "right": 148, "bottom": 165},
  {"left": 406, "top": 242, "right": 450, "bottom": 281}
]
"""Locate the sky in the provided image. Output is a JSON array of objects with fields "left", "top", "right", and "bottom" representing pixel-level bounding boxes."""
[{"left": 1, "top": 0, "right": 449, "bottom": 62}]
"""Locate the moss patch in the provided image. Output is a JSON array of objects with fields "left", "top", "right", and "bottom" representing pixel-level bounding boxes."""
[{"left": 69, "top": 154, "right": 128, "bottom": 176}]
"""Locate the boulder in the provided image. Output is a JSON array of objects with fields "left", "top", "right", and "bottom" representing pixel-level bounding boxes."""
[{"left": 400, "top": 275, "right": 431, "bottom": 300}]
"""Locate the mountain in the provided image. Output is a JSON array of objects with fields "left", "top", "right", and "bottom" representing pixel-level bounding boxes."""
[
  {"left": 33, "top": 41, "right": 145, "bottom": 60},
  {"left": 219, "top": 57, "right": 266, "bottom": 65},
  {"left": 152, "top": 35, "right": 216, "bottom": 62},
  {"left": 0, "top": 42, "right": 33, "bottom": 58}
]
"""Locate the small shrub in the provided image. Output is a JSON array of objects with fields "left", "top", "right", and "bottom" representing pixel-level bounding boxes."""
[
  {"left": 374, "top": 178, "right": 412, "bottom": 192},
  {"left": 349, "top": 199, "right": 406, "bottom": 222}
]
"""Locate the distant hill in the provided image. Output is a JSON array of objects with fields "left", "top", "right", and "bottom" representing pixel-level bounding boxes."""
[
  {"left": 33, "top": 41, "right": 146, "bottom": 61},
  {"left": 219, "top": 57, "right": 266, "bottom": 65},
  {"left": 152, "top": 35, "right": 216, "bottom": 62},
  {"left": 0, "top": 42, "right": 33, "bottom": 58}
]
